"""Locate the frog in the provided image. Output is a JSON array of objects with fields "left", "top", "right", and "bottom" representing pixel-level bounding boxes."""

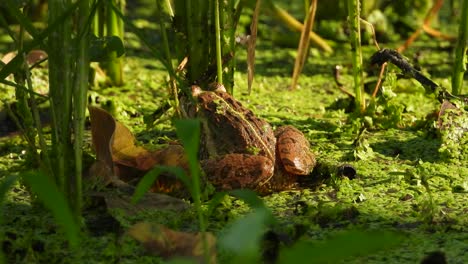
[{"left": 182, "top": 84, "right": 316, "bottom": 194}]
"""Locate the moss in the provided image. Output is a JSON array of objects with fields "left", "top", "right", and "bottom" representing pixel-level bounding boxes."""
[{"left": 0, "top": 26, "right": 467, "bottom": 264}]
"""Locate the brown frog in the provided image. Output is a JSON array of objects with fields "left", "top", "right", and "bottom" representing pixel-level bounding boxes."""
[{"left": 183, "top": 84, "right": 316, "bottom": 194}]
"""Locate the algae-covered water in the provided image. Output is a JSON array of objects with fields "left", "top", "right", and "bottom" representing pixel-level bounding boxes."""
[{"left": 0, "top": 4, "right": 467, "bottom": 263}]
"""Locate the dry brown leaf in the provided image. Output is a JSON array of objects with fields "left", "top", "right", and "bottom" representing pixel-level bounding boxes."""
[
  {"left": 89, "top": 106, "right": 158, "bottom": 171},
  {"left": 290, "top": 0, "right": 317, "bottom": 90},
  {"left": 87, "top": 160, "right": 118, "bottom": 187},
  {"left": 89, "top": 106, "right": 117, "bottom": 175},
  {"left": 128, "top": 222, "right": 216, "bottom": 263},
  {"left": 1, "top": 50, "right": 48, "bottom": 66},
  {"left": 437, "top": 100, "right": 459, "bottom": 129},
  {"left": 112, "top": 121, "right": 152, "bottom": 168},
  {"left": 88, "top": 107, "right": 190, "bottom": 194}
]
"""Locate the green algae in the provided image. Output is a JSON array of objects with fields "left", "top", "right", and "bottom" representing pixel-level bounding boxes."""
[{"left": 0, "top": 36, "right": 467, "bottom": 264}]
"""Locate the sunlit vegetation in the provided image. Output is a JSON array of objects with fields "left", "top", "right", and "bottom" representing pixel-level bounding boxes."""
[{"left": 0, "top": 0, "right": 466, "bottom": 263}]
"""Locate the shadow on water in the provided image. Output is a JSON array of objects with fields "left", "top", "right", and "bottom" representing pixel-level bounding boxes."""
[{"left": 370, "top": 133, "right": 442, "bottom": 162}]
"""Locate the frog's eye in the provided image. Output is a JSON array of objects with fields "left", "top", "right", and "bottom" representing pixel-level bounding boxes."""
[
  {"left": 211, "top": 83, "right": 226, "bottom": 93},
  {"left": 191, "top": 85, "right": 202, "bottom": 97}
]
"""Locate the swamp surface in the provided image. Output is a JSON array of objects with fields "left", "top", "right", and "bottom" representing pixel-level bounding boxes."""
[{"left": 0, "top": 4, "right": 467, "bottom": 264}]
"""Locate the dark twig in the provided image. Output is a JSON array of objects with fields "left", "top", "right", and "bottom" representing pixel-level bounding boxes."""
[{"left": 370, "top": 49, "right": 439, "bottom": 93}]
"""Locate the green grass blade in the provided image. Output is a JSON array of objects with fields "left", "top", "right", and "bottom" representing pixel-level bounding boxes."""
[
  {"left": 3, "top": 0, "right": 40, "bottom": 38},
  {"left": 106, "top": 0, "right": 172, "bottom": 74},
  {"left": 451, "top": 0, "right": 468, "bottom": 95},
  {"left": 0, "top": 175, "right": 18, "bottom": 264},
  {"left": 0, "top": 2, "right": 79, "bottom": 80},
  {"left": 206, "top": 191, "right": 228, "bottom": 216},
  {"left": 220, "top": 207, "right": 271, "bottom": 263},
  {"left": 132, "top": 166, "right": 190, "bottom": 203},
  {"left": 0, "top": 55, "right": 24, "bottom": 81},
  {"left": 174, "top": 119, "right": 200, "bottom": 180},
  {"left": 214, "top": 0, "right": 223, "bottom": 84},
  {"left": 21, "top": 170, "right": 80, "bottom": 248},
  {"left": 174, "top": 119, "right": 209, "bottom": 261},
  {"left": 347, "top": 0, "right": 365, "bottom": 112},
  {"left": 0, "top": 175, "right": 18, "bottom": 205},
  {"left": 279, "top": 229, "right": 403, "bottom": 263},
  {"left": 229, "top": 189, "right": 267, "bottom": 209}
]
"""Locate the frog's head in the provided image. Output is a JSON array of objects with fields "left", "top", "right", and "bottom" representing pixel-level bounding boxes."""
[{"left": 191, "top": 83, "right": 226, "bottom": 97}]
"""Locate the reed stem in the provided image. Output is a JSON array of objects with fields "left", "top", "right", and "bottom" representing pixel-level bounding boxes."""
[
  {"left": 214, "top": 0, "right": 223, "bottom": 84},
  {"left": 71, "top": 0, "right": 91, "bottom": 217},
  {"left": 347, "top": 0, "right": 365, "bottom": 112},
  {"left": 105, "top": 0, "right": 124, "bottom": 86},
  {"left": 48, "top": 0, "right": 73, "bottom": 191},
  {"left": 451, "top": 0, "right": 468, "bottom": 95}
]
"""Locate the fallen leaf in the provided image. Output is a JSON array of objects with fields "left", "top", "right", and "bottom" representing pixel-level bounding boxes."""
[
  {"left": 137, "top": 144, "right": 188, "bottom": 171},
  {"left": 128, "top": 222, "right": 216, "bottom": 263},
  {"left": 86, "top": 160, "right": 118, "bottom": 187},
  {"left": 88, "top": 106, "right": 190, "bottom": 193},
  {"left": 89, "top": 106, "right": 117, "bottom": 175},
  {"left": 1, "top": 50, "right": 48, "bottom": 65},
  {"left": 437, "top": 100, "right": 458, "bottom": 129}
]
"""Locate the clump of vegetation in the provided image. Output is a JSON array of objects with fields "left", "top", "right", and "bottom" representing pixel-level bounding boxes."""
[{"left": 0, "top": 0, "right": 467, "bottom": 263}]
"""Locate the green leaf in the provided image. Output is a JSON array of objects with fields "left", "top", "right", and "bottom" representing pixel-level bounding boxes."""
[
  {"left": 21, "top": 170, "right": 80, "bottom": 248},
  {"left": 132, "top": 166, "right": 190, "bottom": 204},
  {"left": 220, "top": 208, "right": 271, "bottom": 261},
  {"left": 0, "top": 2, "right": 79, "bottom": 80},
  {"left": 279, "top": 229, "right": 403, "bottom": 263},
  {"left": 206, "top": 191, "right": 228, "bottom": 216},
  {"left": 0, "top": 55, "right": 24, "bottom": 81},
  {"left": 174, "top": 119, "right": 201, "bottom": 194},
  {"left": 106, "top": 0, "right": 172, "bottom": 72},
  {"left": 0, "top": 175, "right": 18, "bottom": 205},
  {"left": 174, "top": 119, "right": 200, "bottom": 168},
  {"left": 229, "top": 189, "right": 266, "bottom": 209},
  {"left": 3, "top": 0, "right": 40, "bottom": 38},
  {"left": 165, "top": 257, "right": 199, "bottom": 264},
  {"left": 89, "top": 35, "right": 126, "bottom": 62},
  {"left": 0, "top": 175, "right": 18, "bottom": 264}
]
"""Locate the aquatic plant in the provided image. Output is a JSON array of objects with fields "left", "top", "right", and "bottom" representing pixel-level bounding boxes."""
[
  {"left": 0, "top": 0, "right": 93, "bottom": 243},
  {"left": 347, "top": 0, "right": 365, "bottom": 113},
  {"left": 93, "top": 0, "right": 126, "bottom": 86},
  {"left": 451, "top": 0, "right": 468, "bottom": 95}
]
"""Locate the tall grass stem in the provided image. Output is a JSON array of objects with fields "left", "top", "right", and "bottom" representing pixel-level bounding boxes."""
[
  {"left": 48, "top": 0, "right": 74, "bottom": 191},
  {"left": 105, "top": 0, "right": 124, "bottom": 86},
  {"left": 156, "top": 0, "right": 180, "bottom": 115},
  {"left": 347, "top": 0, "right": 365, "bottom": 112},
  {"left": 214, "top": 0, "right": 223, "bottom": 84},
  {"left": 451, "top": 0, "right": 468, "bottom": 95},
  {"left": 71, "top": 0, "right": 91, "bottom": 217}
]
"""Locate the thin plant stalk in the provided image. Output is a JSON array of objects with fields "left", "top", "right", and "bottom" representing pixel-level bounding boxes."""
[
  {"left": 347, "top": 0, "right": 365, "bottom": 112},
  {"left": 214, "top": 0, "right": 223, "bottom": 84},
  {"left": 162, "top": 0, "right": 174, "bottom": 16},
  {"left": 23, "top": 54, "right": 53, "bottom": 178},
  {"left": 184, "top": 0, "right": 208, "bottom": 84},
  {"left": 156, "top": 0, "right": 180, "bottom": 116},
  {"left": 247, "top": 0, "right": 261, "bottom": 93},
  {"left": 290, "top": 0, "right": 317, "bottom": 90},
  {"left": 451, "top": 0, "right": 468, "bottom": 95},
  {"left": 14, "top": 21, "right": 39, "bottom": 165},
  {"left": 105, "top": 0, "right": 124, "bottom": 86},
  {"left": 220, "top": 0, "right": 236, "bottom": 92},
  {"left": 191, "top": 164, "right": 209, "bottom": 263},
  {"left": 48, "top": 0, "right": 73, "bottom": 191},
  {"left": 266, "top": 0, "right": 332, "bottom": 53},
  {"left": 71, "top": 0, "right": 91, "bottom": 217}
]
